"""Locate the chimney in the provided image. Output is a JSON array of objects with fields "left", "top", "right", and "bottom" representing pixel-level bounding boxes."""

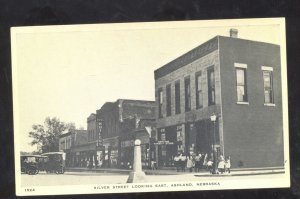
[{"left": 230, "top": 28, "right": 238, "bottom": 38}]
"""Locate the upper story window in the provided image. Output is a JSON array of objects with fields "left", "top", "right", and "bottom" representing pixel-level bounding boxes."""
[
  {"left": 207, "top": 66, "right": 215, "bottom": 105},
  {"left": 262, "top": 66, "right": 274, "bottom": 105},
  {"left": 158, "top": 88, "right": 163, "bottom": 118},
  {"left": 184, "top": 77, "right": 191, "bottom": 112},
  {"left": 235, "top": 63, "right": 248, "bottom": 103},
  {"left": 175, "top": 81, "right": 181, "bottom": 114},
  {"left": 195, "top": 71, "right": 203, "bottom": 109},
  {"left": 166, "top": 84, "right": 171, "bottom": 116}
]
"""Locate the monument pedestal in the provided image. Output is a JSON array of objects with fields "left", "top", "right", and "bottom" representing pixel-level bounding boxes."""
[{"left": 126, "top": 171, "right": 147, "bottom": 183}]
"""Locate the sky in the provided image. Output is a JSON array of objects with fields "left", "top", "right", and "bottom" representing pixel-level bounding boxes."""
[{"left": 11, "top": 19, "right": 284, "bottom": 152}]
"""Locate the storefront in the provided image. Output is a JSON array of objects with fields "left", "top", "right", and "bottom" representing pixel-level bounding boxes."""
[
  {"left": 120, "top": 130, "right": 151, "bottom": 168},
  {"left": 103, "top": 136, "right": 119, "bottom": 168},
  {"left": 156, "top": 125, "right": 184, "bottom": 167},
  {"left": 71, "top": 143, "right": 100, "bottom": 168},
  {"left": 156, "top": 119, "right": 220, "bottom": 167}
]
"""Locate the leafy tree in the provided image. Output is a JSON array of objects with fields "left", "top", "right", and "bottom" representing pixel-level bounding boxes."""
[{"left": 28, "top": 117, "right": 75, "bottom": 153}]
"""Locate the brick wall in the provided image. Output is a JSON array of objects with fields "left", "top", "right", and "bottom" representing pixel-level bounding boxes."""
[
  {"left": 219, "top": 36, "right": 284, "bottom": 168},
  {"left": 155, "top": 50, "right": 222, "bottom": 129}
]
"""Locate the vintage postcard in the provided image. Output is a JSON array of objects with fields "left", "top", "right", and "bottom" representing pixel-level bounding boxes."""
[{"left": 11, "top": 18, "right": 289, "bottom": 196}]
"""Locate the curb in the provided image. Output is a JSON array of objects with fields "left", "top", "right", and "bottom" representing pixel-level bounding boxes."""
[
  {"left": 194, "top": 171, "right": 285, "bottom": 177},
  {"left": 66, "top": 168, "right": 285, "bottom": 176}
]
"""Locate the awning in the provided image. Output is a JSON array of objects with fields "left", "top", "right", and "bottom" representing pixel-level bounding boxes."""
[{"left": 71, "top": 143, "right": 96, "bottom": 152}]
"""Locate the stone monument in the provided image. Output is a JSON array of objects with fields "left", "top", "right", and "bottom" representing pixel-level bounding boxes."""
[{"left": 126, "top": 139, "right": 147, "bottom": 183}]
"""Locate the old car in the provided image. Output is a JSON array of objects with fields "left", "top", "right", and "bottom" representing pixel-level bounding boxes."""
[
  {"left": 41, "top": 152, "right": 66, "bottom": 174},
  {"left": 20, "top": 155, "right": 43, "bottom": 175}
]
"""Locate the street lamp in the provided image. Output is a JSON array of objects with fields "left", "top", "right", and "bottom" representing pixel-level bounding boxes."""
[{"left": 210, "top": 114, "right": 217, "bottom": 174}]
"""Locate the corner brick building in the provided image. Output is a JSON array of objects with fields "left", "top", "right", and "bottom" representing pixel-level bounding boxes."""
[{"left": 154, "top": 30, "right": 283, "bottom": 168}]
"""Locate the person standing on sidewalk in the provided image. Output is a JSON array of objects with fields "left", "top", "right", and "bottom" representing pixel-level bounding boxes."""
[
  {"left": 225, "top": 156, "right": 231, "bottom": 173},
  {"left": 186, "top": 154, "right": 194, "bottom": 172},
  {"left": 179, "top": 153, "right": 186, "bottom": 172},
  {"left": 217, "top": 155, "right": 225, "bottom": 174},
  {"left": 194, "top": 152, "right": 201, "bottom": 172},
  {"left": 199, "top": 152, "right": 205, "bottom": 170},
  {"left": 203, "top": 153, "right": 208, "bottom": 170},
  {"left": 174, "top": 153, "right": 180, "bottom": 172},
  {"left": 151, "top": 159, "right": 157, "bottom": 170}
]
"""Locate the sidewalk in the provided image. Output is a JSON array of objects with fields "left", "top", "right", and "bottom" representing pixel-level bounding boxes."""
[{"left": 66, "top": 166, "right": 285, "bottom": 176}]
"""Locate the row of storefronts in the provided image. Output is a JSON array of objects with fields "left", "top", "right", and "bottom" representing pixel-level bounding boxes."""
[
  {"left": 61, "top": 121, "right": 221, "bottom": 169},
  {"left": 61, "top": 130, "right": 155, "bottom": 169},
  {"left": 59, "top": 99, "right": 158, "bottom": 169}
]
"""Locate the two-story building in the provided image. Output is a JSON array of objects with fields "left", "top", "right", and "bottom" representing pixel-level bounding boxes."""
[
  {"left": 59, "top": 129, "right": 87, "bottom": 167},
  {"left": 154, "top": 29, "right": 283, "bottom": 168},
  {"left": 119, "top": 116, "right": 156, "bottom": 168},
  {"left": 93, "top": 99, "right": 156, "bottom": 168}
]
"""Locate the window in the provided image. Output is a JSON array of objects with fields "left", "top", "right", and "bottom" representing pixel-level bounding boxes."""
[
  {"left": 158, "top": 89, "right": 163, "bottom": 118},
  {"left": 195, "top": 72, "right": 203, "bottom": 108},
  {"left": 207, "top": 67, "right": 215, "bottom": 105},
  {"left": 166, "top": 84, "right": 171, "bottom": 116},
  {"left": 236, "top": 68, "right": 248, "bottom": 102},
  {"left": 262, "top": 66, "right": 274, "bottom": 104},
  {"left": 175, "top": 81, "right": 181, "bottom": 114},
  {"left": 184, "top": 77, "right": 191, "bottom": 111}
]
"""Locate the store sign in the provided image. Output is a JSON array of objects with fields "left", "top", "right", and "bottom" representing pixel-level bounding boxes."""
[
  {"left": 161, "top": 133, "right": 166, "bottom": 141},
  {"left": 96, "top": 118, "right": 104, "bottom": 146},
  {"left": 154, "top": 140, "right": 174, "bottom": 145},
  {"left": 176, "top": 125, "right": 183, "bottom": 142},
  {"left": 121, "top": 140, "right": 134, "bottom": 148}
]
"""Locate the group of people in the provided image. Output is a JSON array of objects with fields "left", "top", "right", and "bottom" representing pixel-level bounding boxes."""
[{"left": 173, "top": 152, "right": 231, "bottom": 174}]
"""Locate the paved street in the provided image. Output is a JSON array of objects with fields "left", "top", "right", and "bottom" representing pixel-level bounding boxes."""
[{"left": 21, "top": 171, "right": 285, "bottom": 187}]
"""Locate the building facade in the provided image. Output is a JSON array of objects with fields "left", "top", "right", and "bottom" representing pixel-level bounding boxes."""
[
  {"left": 95, "top": 99, "right": 156, "bottom": 168},
  {"left": 154, "top": 30, "right": 283, "bottom": 168},
  {"left": 59, "top": 129, "right": 87, "bottom": 167},
  {"left": 119, "top": 117, "right": 156, "bottom": 168},
  {"left": 59, "top": 131, "right": 73, "bottom": 167},
  {"left": 69, "top": 130, "right": 88, "bottom": 167}
]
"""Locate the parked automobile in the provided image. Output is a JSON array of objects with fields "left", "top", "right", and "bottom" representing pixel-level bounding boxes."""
[
  {"left": 20, "top": 155, "right": 43, "bottom": 175},
  {"left": 41, "top": 152, "right": 66, "bottom": 174}
]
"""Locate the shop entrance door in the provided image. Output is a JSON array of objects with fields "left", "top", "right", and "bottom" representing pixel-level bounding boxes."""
[{"left": 195, "top": 120, "right": 213, "bottom": 154}]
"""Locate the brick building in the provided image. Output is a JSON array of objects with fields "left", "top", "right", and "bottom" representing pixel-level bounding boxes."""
[
  {"left": 154, "top": 29, "right": 283, "bottom": 168},
  {"left": 69, "top": 130, "right": 88, "bottom": 167},
  {"left": 59, "top": 129, "right": 87, "bottom": 167},
  {"left": 119, "top": 116, "right": 156, "bottom": 168},
  {"left": 85, "top": 99, "right": 156, "bottom": 168}
]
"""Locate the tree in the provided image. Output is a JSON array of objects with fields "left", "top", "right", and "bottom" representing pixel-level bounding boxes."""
[{"left": 28, "top": 117, "right": 75, "bottom": 153}]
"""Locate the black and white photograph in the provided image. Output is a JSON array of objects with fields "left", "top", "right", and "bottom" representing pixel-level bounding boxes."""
[{"left": 11, "top": 18, "right": 289, "bottom": 196}]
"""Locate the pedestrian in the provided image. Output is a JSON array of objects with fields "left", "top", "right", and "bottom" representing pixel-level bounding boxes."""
[
  {"left": 86, "top": 160, "right": 89, "bottom": 168},
  {"left": 203, "top": 153, "right": 208, "bottom": 170},
  {"left": 186, "top": 155, "right": 194, "bottom": 172},
  {"left": 179, "top": 153, "right": 186, "bottom": 172},
  {"left": 127, "top": 162, "right": 132, "bottom": 169},
  {"left": 199, "top": 152, "right": 205, "bottom": 170},
  {"left": 174, "top": 153, "right": 180, "bottom": 172},
  {"left": 105, "top": 154, "right": 108, "bottom": 168},
  {"left": 194, "top": 152, "right": 201, "bottom": 172},
  {"left": 151, "top": 159, "right": 157, "bottom": 170},
  {"left": 217, "top": 155, "right": 225, "bottom": 174},
  {"left": 225, "top": 156, "right": 231, "bottom": 173},
  {"left": 206, "top": 158, "right": 214, "bottom": 174}
]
